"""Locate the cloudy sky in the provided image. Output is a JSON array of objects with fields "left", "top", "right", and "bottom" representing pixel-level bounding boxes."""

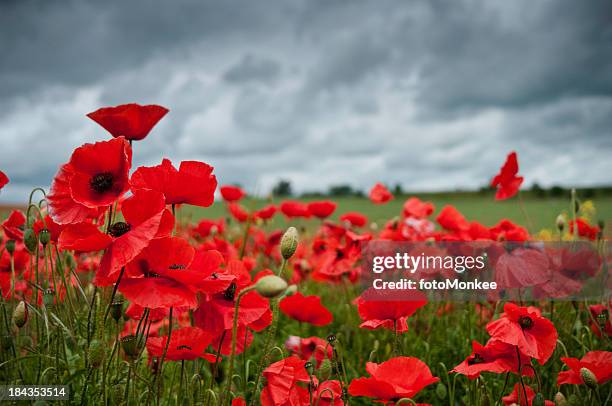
[{"left": 1, "top": 0, "right": 611, "bottom": 203}]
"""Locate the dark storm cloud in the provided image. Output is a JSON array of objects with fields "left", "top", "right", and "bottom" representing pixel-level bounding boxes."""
[{"left": 0, "top": 0, "right": 611, "bottom": 202}]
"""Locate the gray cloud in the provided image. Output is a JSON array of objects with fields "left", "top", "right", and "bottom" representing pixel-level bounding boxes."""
[{"left": 0, "top": 0, "right": 611, "bottom": 203}]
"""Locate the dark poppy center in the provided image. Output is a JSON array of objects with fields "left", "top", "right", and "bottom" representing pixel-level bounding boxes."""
[
  {"left": 336, "top": 249, "right": 344, "bottom": 259},
  {"left": 169, "top": 264, "right": 186, "bottom": 270},
  {"left": 108, "top": 222, "right": 131, "bottom": 237},
  {"left": 519, "top": 316, "right": 534, "bottom": 330},
  {"left": 176, "top": 345, "right": 192, "bottom": 350},
  {"left": 224, "top": 282, "right": 237, "bottom": 301},
  {"left": 467, "top": 353, "right": 485, "bottom": 365},
  {"left": 90, "top": 172, "right": 114, "bottom": 193}
]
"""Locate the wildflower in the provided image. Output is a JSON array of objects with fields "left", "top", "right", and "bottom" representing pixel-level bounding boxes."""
[
  {"left": 280, "top": 292, "right": 333, "bottom": 326},
  {"left": 220, "top": 185, "right": 246, "bottom": 202},
  {"left": 87, "top": 103, "right": 168, "bottom": 141},
  {"left": 557, "top": 351, "right": 612, "bottom": 386},
  {"left": 307, "top": 201, "right": 337, "bottom": 219},
  {"left": 369, "top": 183, "right": 393, "bottom": 204},
  {"left": 491, "top": 151, "right": 523, "bottom": 200}
]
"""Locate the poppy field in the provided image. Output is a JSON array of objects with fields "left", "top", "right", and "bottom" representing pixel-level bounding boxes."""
[{"left": 0, "top": 103, "right": 611, "bottom": 406}]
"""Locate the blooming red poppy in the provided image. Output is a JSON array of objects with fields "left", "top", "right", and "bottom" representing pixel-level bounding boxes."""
[
  {"left": 0, "top": 170, "right": 8, "bottom": 190},
  {"left": 1, "top": 210, "right": 25, "bottom": 241},
  {"left": 279, "top": 292, "right": 333, "bottom": 326},
  {"left": 119, "top": 237, "right": 229, "bottom": 309},
  {"left": 348, "top": 356, "right": 438, "bottom": 402},
  {"left": 260, "top": 356, "right": 319, "bottom": 406},
  {"left": 220, "top": 185, "right": 246, "bottom": 202},
  {"left": 87, "top": 103, "right": 168, "bottom": 141},
  {"left": 436, "top": 205, "right": 469, "bottom": 234},
  {"left": 355, "top": 288, "right": 427, "bottom": 332},
  {"left": 231, "top": 398, "right": 246, "bottom": 406},
  {"left": 32, "top": 215, "right": 64, "bottom": 245},
  {"left": 339, "top": 212, "right": 368, "bottom": 228},
  {"left": 486, "top": 303, "right": 557, "bottom": 364},
  {"left": 369, "top": 183, "right": 393, "bottom": 204},
  {"left": 502, "top": 384, "right": 553, "bottom": 406},
  {"left": 193, "top": 218, "right": 225, "bottom": 239},
  {"left": 589, "top": 304, "right": 612, "bottom": 337},
  {"left": 452, "top": 339, "right": 533, "bottom": 379},
  {"left": 557, "top": 351, "right": 612, "bottom": 385},
  {"left": 130, "top": 158, "right": 217, "bottom": 207},
  {"left": 569, "top": 218, "right": 600, "bottom": 241},
  {"left": 491, "top": 151, "right": 523, "bottom": 200},
  {"left": 48, "top": 137, "right": 132, "bottom": 224},
  {"left": 306, "top": 201, "right": 337, "bottom": 219},
  {"left": 279, "top": 201, "right": 311, "bottom": 218},
  {"left": 284, "top": 336, "right": 332, "bottom": 367},
  {"left": 254, "top": 205, "right": 277, "bottom": 221},
  {"left": 228, "top": 203, "right": 249, "bottom": 223},
  {"left": 146, "top": 327, "right": 217, "bottom": 362},
  {"left": 403, "top": 197, "right": 434, "bottom": 219},
  {"left": 489, "top": 219, "right": 529, "bottom": 242}
]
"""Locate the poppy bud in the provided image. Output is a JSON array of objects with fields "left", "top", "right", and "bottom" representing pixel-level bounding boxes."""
[
  {"left": 5, "top": 240, "right": 16, "bottom": 255},
  {"left": 280, "top": 227, "right": 299, "bottom": 260},
  {"left": 318, "top": 359, "right": 332, "bottom": 381},
  {"left": 88, "top": 339, "right": 105, "bottom": 368},
  {"left": 42, "top": 289, "right": 55, "bottom": 307},
  {"left": 326, "top": 334, "right": 336, "bottom": 345},
  {"left": 555, "top": 215, "right": 566, "bottom": 232},
  {"left": 284, "top": 284, "right": 298, "bottom": 297},
  {"left": 39, "top": 229, "right": 51, "bottom": 246},
  {"left": 111, "top": 300, "right": 124, "bottom": 322},
  {"left": 554, "top": 392, "right": 568, "bottom": 406},
  {"left": 580, "top": 367, "right": 598, "bottom": 389},
  {"left": 23, "top": 229, "right": 38, "bottom": 253},
  {"left": 435, "top": 383, "right": 447, "bottom": 400},
  {"left": 304, "top": 361, "right": 314, "bottom": 375},
  {"left": 532, "top": 393, "right": 545, "bottom": 406},
  {"left": 121, "top": 335, "right": 141, "bottom": 359},
  {"left": 255, "top": 275, "right": 288, "bottom": 298},
  {"left": 12, "top": 300, "right": 28, "bottom": 328}
]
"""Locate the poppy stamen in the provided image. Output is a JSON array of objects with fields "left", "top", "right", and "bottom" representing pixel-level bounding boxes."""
[
  {"left": 176, "top": 345, "right": 192, "bottom": 350},
  {"left": 168, "top": 264, "right": 186, "bottom": 270},
  {"left": 467, "top": 353, "right": 485, "bottom": 365},
  {"left": 108, "top": 221, "right": 131, "bottom": 237},
  {"left": 90, "top": 172, "right": 114, "bottom": 193},
  {"left": 519, "top": 316, "right": 534, "bottom": 330},
  {"left": 224, "top": 282, "right": 237, "bottom": 301}
]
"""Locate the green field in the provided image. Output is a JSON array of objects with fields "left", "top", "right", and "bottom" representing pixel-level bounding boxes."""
[{"left": 183, "top": 193, "right": 612, "bottom": 235}]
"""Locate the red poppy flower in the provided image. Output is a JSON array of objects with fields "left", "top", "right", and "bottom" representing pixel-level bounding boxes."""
[
  {"left": 452, "top": 339, "right": 533, "bottom": 379},
  {"left": 307, "top": 201, "right": 337, "bottom": 219},
  {"left": 494, "top": 247, "right": 549, "bottom": 290},
  {"left": 348, "top": 356, "right": 438, "bottom": 402},
  {"left": 436, "top": 205, "right": 469, "bottom": 234},
  {"left": 232, "top": 398, "right": 246, "bottom": 406},
  {"left": 260, "top": 356, "right": 310, "bottom": 406},
  {"left": 502, "top": 384, "right": 553, "bottom": 406},
  {"left": 119, "top": 237, "right": 228, "bottom": 309},
  {"left": 32, "top": 215, "right": 64, "bottom": 244},
  {"left": 490, "top": 219, "right": 529, "bottom": 242},
  {"left": 48, "top": 137, "right": 132, "bottom": 224},
  {"left": 87, "top": 103, "right": 168, "bottom": 141},
  {"left": 558, "top": 351, "right": 612, "bottom": 385},
  {"left": 339, "top": 212, "right": 368, "bottom": 228},
  {"left": 486, "top": 303, "right": 557, "bottom": 364},
  {"left": 254, "top": 205, "right": 277, "bottom": 221},
  {"left": 355, "top": 288, "right": 427, "bottom": 332},
  {"left": 491, "top": 151, "right": 523, "bottom": 200},
  {"left": 220, "top": 185, "right": 246, "bottom": 202},
  {"left": 280, "top": 292, "right": 333, "bottom": 326},
  {"left": 280, "top": 201, "right": 311, "bottom": 218},
  {"left": 228, "top": 203, "right": 249, "bottom": 223},
  {"left": 146, "top": 327, "right": 217, "bottom": 362},
  {"left": 403, "top": 197, "right": 434, "bottom": 219},
  {"left": 369, "top": 183, "right": 393, "bottom": 204},
  {"left": 569, "top": 218, "right": 600, "bottom": 241},
  {"left": 193, "top": 218, "right": 225, "bottom": 239},
  {"left": 0, "top": 170, "right": 8, "bottom": 190},
  {"left": 130, "top": 158, "right": 217, "bottom": 207},
  {"left": 1, "top": 210, "right": 25, "bottom": 241},
  {"left": 285, "top": 336, "right": 332, "bottom": 367}
]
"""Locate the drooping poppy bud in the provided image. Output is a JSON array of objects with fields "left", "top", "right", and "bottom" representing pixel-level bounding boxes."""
[
  {"left": 12, "top": 301, "right": 28, "bottom": 328},
  {"left": 23, "top": 229, "right": 38, "bottom": 253},
  {"left": 111, "top": 300, "right": 124, "bottom": 322},
  {"left": 556, "top": 215, "right": 566, "bottom": 233},
  {"left": 255, "top": 275, "right": 288, "bottom": 298},
  {"left": 280, "top": 227, "right": 298, "bottom": 260},
  {"left": 436, "top": 383, "right": 447, "bottom": 400},
  {"left": 121, "top": 335, "right": 142, "bottom": 359},
  {"left": 580, "top": 367, "right": 598, "bottom": 389},
  {"left": 39, "top": 229, "right": 51, "bottom": 246},
  {"left": 318, "top": 359, "right": 332, "bottom": 381},
  {"left": 88, "top": 339, "right": 105, "bottom": 368}
]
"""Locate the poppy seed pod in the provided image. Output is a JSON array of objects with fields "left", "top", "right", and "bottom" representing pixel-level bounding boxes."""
[
  {"left": 280, "top": 227, "right": 299, "bottom": 260},
  {"left": 435, "top": 383, "right": 447, "bottom": 400},
  {"left": 555, "top": 215, "right": 566, "bottom": 232},
  {"left": 23, "top": 229, "right": 38, "bottom": 253},
  {"left": 88, "top": 339, "right": 105, "bottom": 368},
  {"left": 554, "top": 392, "right": 568, "bottom": 406},
  {"left": 121, "top": 335, "right": 141, "bottom": 359},
  {"left": 42, "top": 289, "right": 55, "bottom": 307},
  {"left": 580, "top": 367, "right": 598, "bottom": 389},
  {"left": 12, "top": 300, "right": 28, "bottom": 328},
  {"left": 255, "top": 275, "right": 288, "bottom": 298},
  {"left": 111, "top": 301, "right": 124, "bottom": 322},
  {"left": 5, "top": 239, "right": 16, "bottom": 255},
  {"left": 532, "top": 393, "right": 545, "bottom": 406},
  {"left": 39, "top": 229, "right": 51, "bottom": 246}
]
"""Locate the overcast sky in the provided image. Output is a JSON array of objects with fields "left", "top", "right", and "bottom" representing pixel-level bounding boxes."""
[{"left": 1, "top": 0, "right": 611, "bottom": 202}]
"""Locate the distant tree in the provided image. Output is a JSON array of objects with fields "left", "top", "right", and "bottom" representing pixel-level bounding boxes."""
[
  {"left": 272, "top": 180, "right": 292, "bottom": 197},
  {"left": 550, "top": 185, "right": 566, "bottom": 198},
  {"left": 581, "top": 188, "right": 596, "bottom": 199},
  {"left": 329, "top": 184, "right": 356, "bottom": 197},
  {"left": 531, "top": 182, "right": 547, "bottom": 198},
  {"left": 393, "top": 183, "right": 403, "bottom": 196}
]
